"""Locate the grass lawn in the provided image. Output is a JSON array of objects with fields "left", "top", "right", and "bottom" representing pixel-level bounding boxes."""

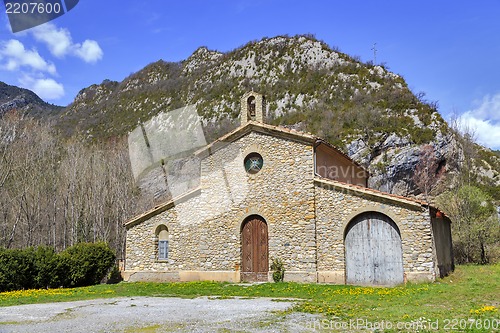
[{"left": 0, "top": 264, "right": 498, "bottom": 332}]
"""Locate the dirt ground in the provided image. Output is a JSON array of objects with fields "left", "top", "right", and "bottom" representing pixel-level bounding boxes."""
[{"left": 0, "top": 296, "right": 322, "bottom": 332}]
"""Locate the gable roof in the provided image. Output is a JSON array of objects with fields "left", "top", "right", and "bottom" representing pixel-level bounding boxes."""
[
  {"left": 127, "top": 120, "right": 447, "bottom": 227},
  {"left": 195, "top": 121, "right": 316, "bottom": 157},
  {"left": 194, "top": 121, "right": 367, "bottom": 173}
]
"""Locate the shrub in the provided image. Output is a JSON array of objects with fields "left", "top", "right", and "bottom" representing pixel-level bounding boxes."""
[
  {"left": 60, "top": 242, "right": 116, "bottom": 287},
  {"left": 33, "top": 246, "right": 60, "bottom": 289},
  {"left": 270, "top": 258, "right": 285, "bottom": 283},
  {"left": 106, "top": 264, "right": 123, "bottom": 284},
  {"left": 0, "top": 242, "right": 116, "bottom": 292},
  {"left": 0, "top": 248, "right": 35, "bottom": 291}
]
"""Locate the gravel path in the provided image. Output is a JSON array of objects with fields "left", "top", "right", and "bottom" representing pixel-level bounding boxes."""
[{"left": 0, "top": 296, "right": 321, "bottom": 332}]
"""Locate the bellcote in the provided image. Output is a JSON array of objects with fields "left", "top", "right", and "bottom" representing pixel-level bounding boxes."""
[{"left": 240, "top": 91, "right": 264, "bottom": 125}]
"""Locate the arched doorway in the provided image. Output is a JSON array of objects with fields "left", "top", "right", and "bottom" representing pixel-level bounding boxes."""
[
  {"left": 241, "top": 215, "right": 268, "bottom": 282},
  {"left": 344, "top": 212, "right": 404, "bottom": 286}
]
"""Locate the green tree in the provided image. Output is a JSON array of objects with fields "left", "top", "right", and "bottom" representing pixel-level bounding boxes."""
[{"left": 438, "top": 186, "right": 500, "bottom": 264}]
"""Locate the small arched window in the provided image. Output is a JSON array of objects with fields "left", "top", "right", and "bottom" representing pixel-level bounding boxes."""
[
  {"left": 247, "top": 96, "right": 256, "bottom": 119},
  {"left": 156, "top": 225, "right": 169, "bottom": 260}
]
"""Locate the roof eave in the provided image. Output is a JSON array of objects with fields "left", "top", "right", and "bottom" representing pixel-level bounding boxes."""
[
  {"left": 314, "top": 177, "right": 428, "bottom": 209},
  {"left": 194, "top": 121, "right": 317, "bottom": 158}
]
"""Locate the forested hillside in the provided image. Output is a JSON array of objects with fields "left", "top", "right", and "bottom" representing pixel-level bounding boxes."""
[{"left": 0, "top": 113, "right": 149, "bottom": 256}]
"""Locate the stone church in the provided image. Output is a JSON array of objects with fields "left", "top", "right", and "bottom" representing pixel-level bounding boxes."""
[{"left": 123, "top": 92, "right": 453, "bottom": 286}]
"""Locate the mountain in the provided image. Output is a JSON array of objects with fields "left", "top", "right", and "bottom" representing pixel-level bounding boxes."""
[
  {"left": 61, "top": 36, "right": 445, "bottom": 142},
  {"left": 18, "top": 35, "right": 500, "bottom": 200},
  {"left": 0, "top": 81, "right": 63, "bottom": 118}
]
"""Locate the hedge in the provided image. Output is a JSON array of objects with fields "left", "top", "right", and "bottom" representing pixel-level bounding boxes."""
[{"left": 0, "top": 242, "right": 116, "bottom": 292}]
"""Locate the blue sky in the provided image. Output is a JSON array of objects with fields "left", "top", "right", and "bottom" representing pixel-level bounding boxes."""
[{"left": 1, "top": 0, "right": 499, "bottom": 149}]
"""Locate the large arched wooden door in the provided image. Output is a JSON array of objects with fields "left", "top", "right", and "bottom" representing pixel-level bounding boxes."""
[
  {"left": 241, "top": 215, "right": 268, "bottom": 282},
  {"left": 344, "top": 212, "right": 404, "bottom": 286}
]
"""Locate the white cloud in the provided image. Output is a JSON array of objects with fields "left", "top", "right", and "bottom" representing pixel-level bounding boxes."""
[
  {"left": 0, "top": 23, "right": 102, "bottom": 102},
  {"left": 0, "top": 39, "right": 56, "bottom": 74},
  {"left": 32, "top": 23, "right": 72, "bottom": 58},
  {"left": 31, "top": 78, "right": 65, "bottom": 100},
  {"left": 19, "top": 74, "right": 65, "bottom": 101},
  {"left": 469, "top": 93, "right": 500, "bottom": 122},
  {"left": 460, "top": 93, "right": 500, "bottom": 150},
  {"left": 73, "top": 40, "right": 103, "bottom": 63},
  {"left": 31, "top": 22, "right": 103, "bottom": 63}
]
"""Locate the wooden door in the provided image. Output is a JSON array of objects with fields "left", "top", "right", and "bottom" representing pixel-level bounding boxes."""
[
  {"left": 345, "top": 212, "right": 404, "bottom": 286},
  {"left": 241, "top": 216, "right": 268, "bottom": 282}
]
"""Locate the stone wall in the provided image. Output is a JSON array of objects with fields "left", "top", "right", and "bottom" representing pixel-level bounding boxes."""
[
  {"left": 314, "top": 179, "right": 437, "bottom": 283},
  {"left": 125, "top": 130, "right": 317, "bottom": 282},
  {"left": 125, "top": 126, "right": 446, "bottom": 285}
]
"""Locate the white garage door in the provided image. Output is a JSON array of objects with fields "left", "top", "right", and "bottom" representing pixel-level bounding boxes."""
[{"left": 345, "top": 212, "right": 404, "bottom": 286}]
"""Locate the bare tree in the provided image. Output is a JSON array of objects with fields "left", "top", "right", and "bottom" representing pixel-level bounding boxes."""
[
  {"left": 412, "top": 144, "right": 444, "bottom": 201},
  {"left": 448, "top": 114, "right": 478, "bottom": 186},
  {"left": 0, "top": 113, "right": 143, "bottom": 256},
  {"left": 0, "top": 112, "right": 59, "bottom": 248}
]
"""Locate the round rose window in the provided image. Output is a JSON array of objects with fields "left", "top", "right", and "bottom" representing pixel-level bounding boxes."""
[{"left": 244, "top": 153, "right": 264, "bottom": 174}]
